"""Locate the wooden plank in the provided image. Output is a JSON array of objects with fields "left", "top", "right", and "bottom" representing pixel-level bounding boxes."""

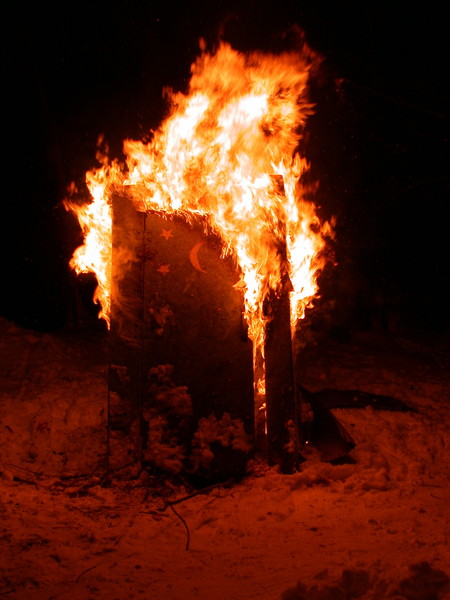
[{"left": 108, "top": 191, "right": 145, "bottom": 475}]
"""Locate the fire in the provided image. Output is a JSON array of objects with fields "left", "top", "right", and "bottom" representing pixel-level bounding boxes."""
[
  {"left": 64, "top": 145, "right": 120, "bottom": 327},
  {"left": 66, "top": 40, "right": 333, "bottom": 349}
]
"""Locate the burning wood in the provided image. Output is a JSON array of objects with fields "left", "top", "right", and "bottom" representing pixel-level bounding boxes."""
[{"left": 65, "top": 39, "right": 336, "bottom": 475}]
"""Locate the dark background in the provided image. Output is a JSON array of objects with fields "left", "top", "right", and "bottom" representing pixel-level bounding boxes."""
[{"left": 4, "top": 1, "right": 449, "bottom": 339}]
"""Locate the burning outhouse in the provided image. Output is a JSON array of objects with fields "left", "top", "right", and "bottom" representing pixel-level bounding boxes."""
[{"left": 66, "top": 41, "right": 335, "bottom": 480}]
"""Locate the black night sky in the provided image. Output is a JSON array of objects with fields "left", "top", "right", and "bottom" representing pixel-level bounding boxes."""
[{"left": 5, "top": 1, "right": 450, "bottom": 339}]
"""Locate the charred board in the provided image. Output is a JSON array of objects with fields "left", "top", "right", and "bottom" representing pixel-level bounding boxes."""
[
  {"left": 299, "top": 386, "right": 415, "bottom": 412},
  {"left": 297, "top": 386, "right": 356, "bottom": 464},
  {"left": 108, "top": 190, "right": 254, "bottom": 482},
  {"left": 142, "top": 211, "right": 254, "bottom": 483},
  {"left": 264, "top": 281, "right": 299, "bottom": 473}
]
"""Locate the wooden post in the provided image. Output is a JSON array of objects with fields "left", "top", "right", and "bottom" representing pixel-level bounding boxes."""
[{"left": 264, "top": 272, "right": 299, "bottom": 473}]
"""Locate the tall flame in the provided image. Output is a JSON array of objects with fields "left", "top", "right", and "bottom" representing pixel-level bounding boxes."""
[{"left": 66, "top": 41, "right": 333, "bottom": 349}]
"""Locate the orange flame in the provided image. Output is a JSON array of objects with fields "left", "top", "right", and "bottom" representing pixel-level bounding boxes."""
[{"left": 66, "top": 41, "right": 333, "bottom": 348}]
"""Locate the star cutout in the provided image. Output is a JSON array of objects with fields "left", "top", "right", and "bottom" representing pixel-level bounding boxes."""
[
  {"left": 157, "top": 264, "right": 170, "bottom": 275},
  {"left": 161, "top": 228, "right": 173, "bottom": 241}
]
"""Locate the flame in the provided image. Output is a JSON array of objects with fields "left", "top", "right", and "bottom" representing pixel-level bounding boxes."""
[
  {"left": 66, "top": 41, "right": 333, "bottom": 349},
  {"left": 64, "top": 145, "right": 122, "bottom": 327}
]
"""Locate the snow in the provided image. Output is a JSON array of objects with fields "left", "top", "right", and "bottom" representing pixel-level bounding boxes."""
[{"left": 1, "top": 316, "right": 449, "bottom": 599}]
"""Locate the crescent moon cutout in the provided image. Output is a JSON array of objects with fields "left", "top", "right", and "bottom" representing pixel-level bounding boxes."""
[{"left": 189, "top": 241, "right": 207, "bottom": 273}]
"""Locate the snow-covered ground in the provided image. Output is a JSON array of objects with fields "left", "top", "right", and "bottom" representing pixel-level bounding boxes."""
[{"left": 1, "top": 316, "right": 449, "bottom": 599}]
